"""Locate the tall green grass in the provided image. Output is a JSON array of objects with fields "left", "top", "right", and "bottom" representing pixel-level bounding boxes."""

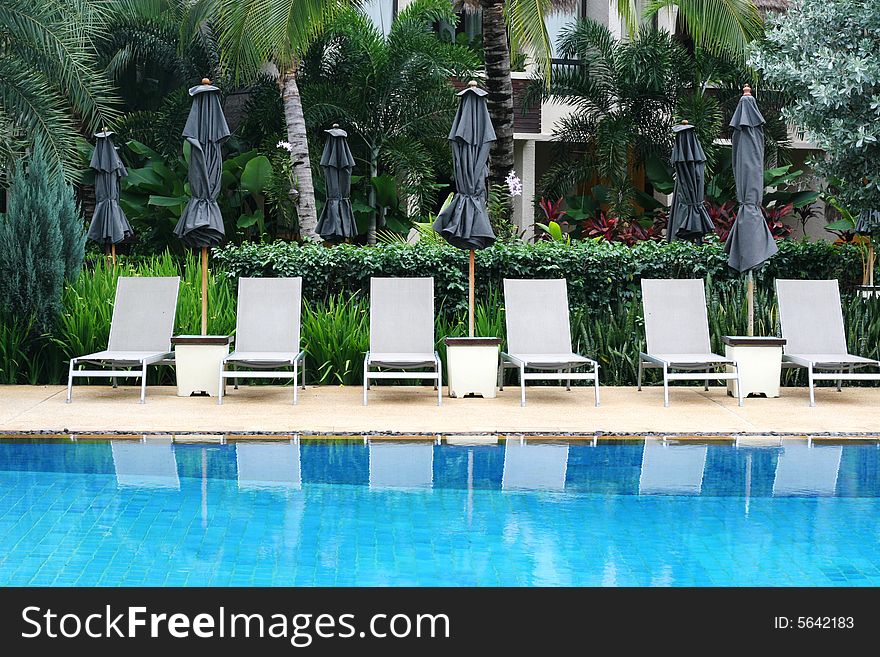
[{"left": 5, "top": 260, "right": 880, "bottom": 388}]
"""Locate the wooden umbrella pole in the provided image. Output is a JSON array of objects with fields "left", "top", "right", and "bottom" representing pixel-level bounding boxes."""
[
  {"left": 747, "top": 270, "right": 755, "bottom": 337},
  {"left": 201, "top": 246, "right": 208, "bottom": 336},
  {"left": 111, "top": 243, "right": 116, "bottom": 267},
  {"left": 468, "top": 249, "right": 475, "bottom": 338}
]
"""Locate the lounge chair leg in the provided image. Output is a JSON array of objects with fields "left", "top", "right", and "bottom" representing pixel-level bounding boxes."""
[
  {"left": 836, "top": 369, "right": 843, "bottom": 392},
  {"left": 218, "top": 369, "right": 224, "bottom": 405},
  {"left": 637, "top": 360, "right": 643, "bottom": 391},
  {"left": 566, "top": 369, "right": 571, "bottom": 392},
  {"left": 293, "top": 362, "right": 299, "bottom": 405},
  {"left": 735, "top": 365, "right": 744, "bottom": 407},
  {"left": 301, "top": 358, "right": 307, "bottom": 390},
  {"left": 498, "top": 362, "right": 504, "bottom": 391},
  {"left": 363, "top": 359, "right": 369, "bottom": 406},
  {"left": 112, "top": 376, "right": 118, "bottom": 389},
  {"left": 593, "top": 364, "right": 600, "bottom": 407},
  {"left": 704, "top": 369, "right": 709, "bottom": 392},
  {"left": 520, "top": 365, "right": 526, "bottom": 407},
  {"left": 662, "top": 364, "right": 669, "bottom": 407},
  {"left": 808, "top": 366, "right": 816, "bottom": 407},
  {"left": 66, "top": 360, "right": 75, "bottom": 403},
  {"left": 139, "top": 362, "right": 147, "bottom": 404},
  {"left": 437, "top": 360, "right": 442, "bottom": 406}
]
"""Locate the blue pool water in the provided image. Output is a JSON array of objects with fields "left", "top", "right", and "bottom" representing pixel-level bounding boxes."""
[{"left": 1, "top": 437, "right": 879, "bottom": 587}]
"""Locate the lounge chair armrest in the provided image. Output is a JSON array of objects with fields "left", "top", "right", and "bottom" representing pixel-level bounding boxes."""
[{"left": 639, "top": 352, "right": 669, "bottom": 367}]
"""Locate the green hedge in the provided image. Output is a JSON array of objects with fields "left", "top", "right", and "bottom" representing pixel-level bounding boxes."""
[{"left": 214, "top": 238, "right": 863, "bottom": 313}]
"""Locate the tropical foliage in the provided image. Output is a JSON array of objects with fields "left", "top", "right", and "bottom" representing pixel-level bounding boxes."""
[
  {"left": 216, "top": 0, "right": 344, "bottom": 241},
  {"left": 753, "top": 0, "right": 880, "bottom": 214},
  {"left": 621, "top": 0, "right": 764, "bottom": 62},
  {"left": 299, "top": 0, "right": 479, "bottom": 242},
  {"left": 0, "top": 0, "right": 118, "bottom": 180}
]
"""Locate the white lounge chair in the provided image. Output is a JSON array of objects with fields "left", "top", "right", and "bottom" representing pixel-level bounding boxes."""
[
  {"left": 368, "top": 442, "right": 434, "bottom": 489},
  {"left": 501, "top": 440, "right": 569, "bottom": 491},
  {"left": 500, "top": 279, "right": 600, "bottom": 407},
  {"left": 111, "top": 438, "right": 180, "bottom": 489},
  {"left": 776, "top": 279, "right": 880, "bottom": 406},
  {"left": 638, "top": 440, "right": 707, "bottom": 495},
  {"left": 66, "top": 276, "right": 179, "bottom": 403},
  {"left": 219, "top": 277, "right": 305, "bottom": 405},
  {"left": 638, "top": 279, "right": 743, "bottom": 407},
  {"left": 236, "top": 440, "right": 302, "bottom": 490},
  {"left": 363, "top": 277, "right": 442, "bottom": 406},
  {"left": 772, "top": 441, "right": 842, "bottom": 496}
]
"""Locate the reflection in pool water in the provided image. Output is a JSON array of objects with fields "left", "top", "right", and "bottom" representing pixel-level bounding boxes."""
[{"left": 0, "top": 437, "right": 879, "bottom": 586}]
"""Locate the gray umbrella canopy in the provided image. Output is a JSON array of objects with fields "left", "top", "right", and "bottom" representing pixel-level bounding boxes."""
[
  {"left": 856, "top": 210, "right": 880, "bottom": 235},
  {"left": 87, "top": 131, "right": 133, "bottom": 245},
  {"left": 173, "top": 80, "right": 230, "bottom": 248},
  {"left": 724, "top": 88, "right": 778, "bottom": 272},
  {"left": 432, "top": 82, "right": 497, "bottom": 250},
  {"left": 667, "top": 122, "right": 714, "bottom": 242},
  {"left": 316, "top": 126, "right": 358, "bottom": 241}
]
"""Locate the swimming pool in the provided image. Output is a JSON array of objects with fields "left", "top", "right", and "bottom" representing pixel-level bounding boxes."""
[{"left": 1, "top": 437, "right": 879, "bottom": 587}]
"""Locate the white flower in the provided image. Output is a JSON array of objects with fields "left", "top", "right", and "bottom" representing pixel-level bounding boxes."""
[
  {"left": 505, "top": 170, "right": 523, "bottom": 197},
  {"left": 277, "top": 140, "right": 294, "bottom": 153}
]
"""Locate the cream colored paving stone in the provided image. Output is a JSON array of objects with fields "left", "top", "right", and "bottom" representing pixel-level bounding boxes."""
[{"left": 2, "top": 384, "right": 879, "bottom": 436}]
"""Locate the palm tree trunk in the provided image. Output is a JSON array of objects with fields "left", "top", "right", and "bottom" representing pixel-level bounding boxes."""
[
  {"left": 481, "top": 0, "right": 514, "bottom": 189},
  {"left": 281, "top": 70, "right": 319, "bottom": 242},
  {"left": 367, "top": 147, "right": 379, "bottom": 245}
]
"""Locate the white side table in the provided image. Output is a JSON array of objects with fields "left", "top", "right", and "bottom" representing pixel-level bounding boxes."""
[
  {"left": 445, "top": 337, "right": 501, "bottom": 398},
  {"left": 172, "top": 335, "right": 233, "bottom": 397},
  {"left": 723, "top": 335, "right": 786, "bottom": 398}
]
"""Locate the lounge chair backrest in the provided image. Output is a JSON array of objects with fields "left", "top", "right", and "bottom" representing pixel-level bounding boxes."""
[
  {"left": 370, "top": 277, "right": 435, "bottom": 354},
  {"left": 107, "top": 277, "right": 179, "bottom": 353},
  {"left": 503, "top": 279, "right": 573, "bottom": 355},
  {"left": 234, "top": 277, "right": 302, "bottom": 353},
  {"left": 775, "top": 279, "right": 847, "bottom": 355},
  {"left": 641, "top": 279, "right": 711, "bottom": 355}
]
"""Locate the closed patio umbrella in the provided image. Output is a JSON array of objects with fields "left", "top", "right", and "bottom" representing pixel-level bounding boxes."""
[
  {"left": 173, "top": 78, "right": 230, "bottom": 334},
  {"left": 432, "top": 80, "right": 496, "bottom": 336},
  {"left": 316, "top": 124, "right": 357, "bottom": 241},
  {"left": 88, "top": 130, "right": 133, "bottom": 264},
  {"left": 667, "top": 120, "right": 714, "bottom": 242},
  {"left": 724, "top": 84, "right": 778, "bottom": 335}
]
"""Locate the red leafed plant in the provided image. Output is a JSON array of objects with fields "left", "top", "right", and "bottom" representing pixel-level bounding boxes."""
[
  {"left": 763, "top": 203, "right": 794, "bottom": 239},
  {"left": 582, "top": 211, "right": 618, "bottom": 241},
  {"left": 707, "top": 200, "right": 738, "bottom": 241},
  {"left": 535, "top": 197, "right": 571, "bottom": 241},
  {"left": 707, "top": 200, "right": 793, "bottom": 241},
  {"left": 581, "top": 211, "right": 663, "bottom": 245},
  {"left": 538, "top": 197, "right": 569, "bottom": 224}
]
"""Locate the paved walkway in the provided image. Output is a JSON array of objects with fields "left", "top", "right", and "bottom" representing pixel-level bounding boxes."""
[{"left": 1, "top": 384, "right": 878, "bottom": 436}]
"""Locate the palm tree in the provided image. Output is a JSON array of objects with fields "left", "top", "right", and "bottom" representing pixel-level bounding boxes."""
[
  {"left": 620, "top": 1, "right": 764, "bottom": 61},
  {"left": 300, "top": 0, "right": 479, "bottom": 243},
  {"left": 459, "top": 0, "right": 561, "bottom": 189},
  {"left": 97, "top": 0, "right": 220, "bottom": 112},
  {"left": 215, "top": 0, "right": 344, "bottom": 241},
  {"left": 0, "top": 0, "right": 119, "bottom": 181},
  {"left": 527, "top": 20, "right": 696, "bottom": 217}
]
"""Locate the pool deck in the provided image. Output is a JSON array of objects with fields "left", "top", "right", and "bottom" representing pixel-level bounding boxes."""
[{"left": 1, "top": 384, "right": 879, "bottom": 437}]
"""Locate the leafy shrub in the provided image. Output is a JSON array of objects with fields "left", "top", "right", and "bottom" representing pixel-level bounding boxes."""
[
  {"left": 214, "top": 239, "right": 863, "bottom": 312},
  {"left": 0, "top": 143, "right": 86, "bottom": 331}
]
